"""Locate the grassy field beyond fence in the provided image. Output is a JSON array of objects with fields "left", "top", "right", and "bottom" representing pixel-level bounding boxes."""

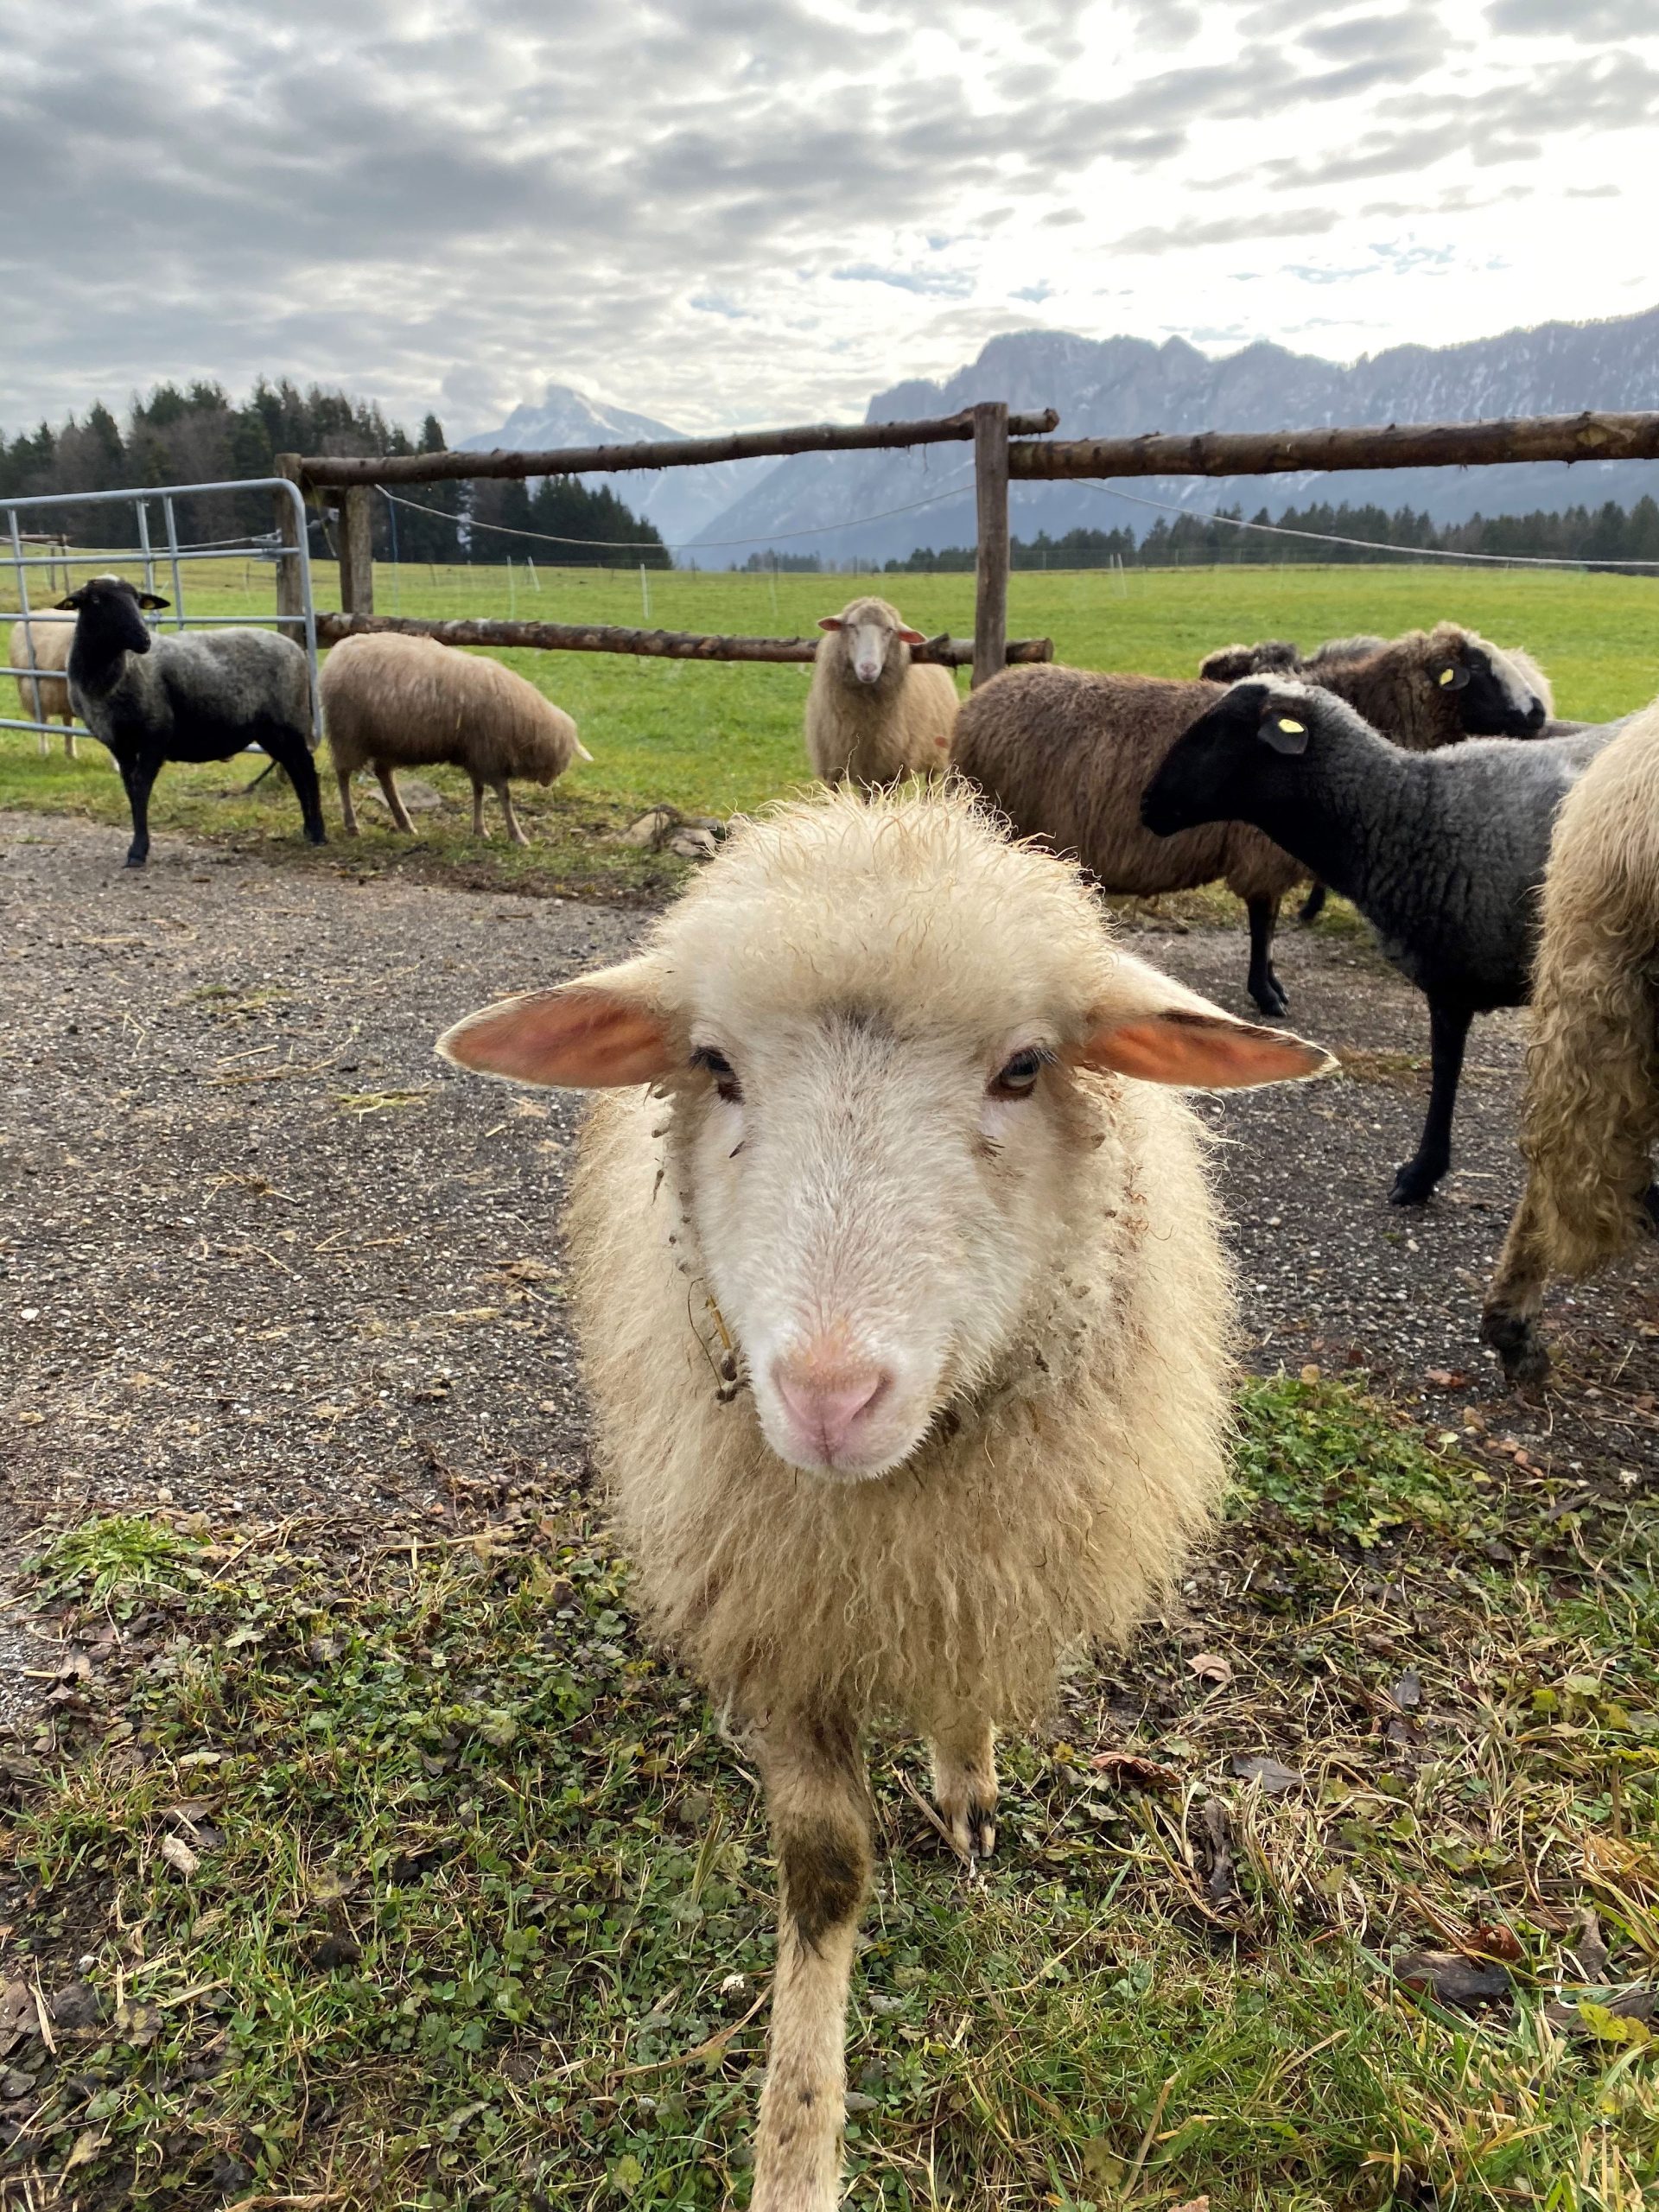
[{"left": 3, "top": 560, "right": 1656, "bottom": 891}]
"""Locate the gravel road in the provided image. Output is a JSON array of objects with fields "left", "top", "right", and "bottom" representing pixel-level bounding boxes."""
[{"left": 5, "top": 812, "right": 1656, "bottom": 1717}]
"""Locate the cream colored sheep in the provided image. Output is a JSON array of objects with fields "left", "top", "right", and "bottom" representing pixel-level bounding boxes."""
[
  {"left": 320, "top": 629, "right": 590, "bottom": 843},
  {"left": 9, "top": 613, "right": 78, "bottom": 756},
  {"left": 437, "top": 787, "right": 1332, "bottom": 2212},
  {"left": 1482, "top": 701, "right": 1659, "bottom": 1382},
  {"left": 805, "top": 594, "right": 958, "bottom": 788}
]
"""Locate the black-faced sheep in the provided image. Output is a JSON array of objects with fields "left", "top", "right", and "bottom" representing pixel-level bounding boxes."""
[
  {"left": 1481, "top": 702, "right": 1659, "bottom": 1382},
  {"left": 950, "top": 626, "right": 1549, "bottom": 1020},
  {"left": 9, "top": 613, "right": 78, "bottom": 756},
  {"left": 60, "top": 575, "right": 323, "bottom": 869},
  {"left": 320, "top": 630, "right": 589, "bottom": 845},
  {"left": 806, "top": 594, "right": 958, "bottom": 788},
  {"left": 436, "top": 786, "right": 1333, "bottom": 2212},
  {"left": 1142, "top": 677, "right": 1615, "bottom": 1205}
]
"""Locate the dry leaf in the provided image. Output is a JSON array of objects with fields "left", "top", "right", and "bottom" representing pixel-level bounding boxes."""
[
  {"left": 1392, "top": 1669, "right": 1422, "bottom": 1710},
  {"left": 1469, "top": 1922, "right": 1524, "bottom": 1964},
  {"left": 1231, "top": 1753, "right": 1302, "bottom": 1796},
  {"left": 1189, "top": 1652, "right": 1233, "bottom": 1689},
  {"left": 1395, "top": 1948, "right": 1511, "bottom": 2011},
  {"left": 1088, "top": 1750, "right": 1180, "bottom": 1790},
  {"left": 159, "top": 1834, "right": 200, "bottom": 1879}
]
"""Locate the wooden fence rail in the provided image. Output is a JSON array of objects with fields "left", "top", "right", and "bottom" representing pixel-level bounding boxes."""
[
  {"left": 315, "top": 612, "right": 1054, "bottom": 667},
  {"left": 1007, "top": 408, "right": 1659, "bottom": 481},
  {"left": 297, "top": 409, "right": 1061, "bottom": 490}
]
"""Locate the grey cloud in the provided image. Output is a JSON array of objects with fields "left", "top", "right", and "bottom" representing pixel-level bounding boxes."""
[
  {"left": 1112, "top": 209, "right": 1339, "bottom": 254},
  {"left": 1489, "top": 0, "right": 1659, "bottom": 35}
]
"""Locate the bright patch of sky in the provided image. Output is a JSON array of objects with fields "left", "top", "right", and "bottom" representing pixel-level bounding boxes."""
[{"left": 3, "top": 0, "right": 1656, "bottom": 437}]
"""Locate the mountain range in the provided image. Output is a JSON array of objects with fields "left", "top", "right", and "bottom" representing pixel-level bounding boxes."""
[{"left": 466, "top": 305, "right": 1659, "bottom": 566}]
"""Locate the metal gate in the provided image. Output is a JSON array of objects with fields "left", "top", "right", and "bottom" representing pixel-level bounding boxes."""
[{"left": 1, "top": 476, "right": 321, "bottom": 749}]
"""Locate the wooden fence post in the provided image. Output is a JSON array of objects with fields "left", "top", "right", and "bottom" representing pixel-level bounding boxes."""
[
  {"left": 972, "top": 401, "right": 1010, "bottom": 689},
  {"left": 338, "top": 485, "right": 375, "bottom": 616},
  {"left": 273, "top": 454, "right": 307, "bottom": 636}
]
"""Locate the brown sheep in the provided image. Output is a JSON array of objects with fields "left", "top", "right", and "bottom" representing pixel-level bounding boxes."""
[{"left": 321, "top": 630, "right": 590, "bottom": 843}]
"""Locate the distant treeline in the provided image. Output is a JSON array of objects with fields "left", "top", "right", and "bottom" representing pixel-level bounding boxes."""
[
  {"left": 0, "top": 381, "right": 668, "bottom": 569},
  {"left": 887, "top": 496, "right": 1659, "bottom": 573}
]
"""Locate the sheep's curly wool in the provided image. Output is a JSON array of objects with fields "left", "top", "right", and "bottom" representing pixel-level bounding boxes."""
[{"left": 1483, "top": 703, "right": 1659, "bottom": 1374}]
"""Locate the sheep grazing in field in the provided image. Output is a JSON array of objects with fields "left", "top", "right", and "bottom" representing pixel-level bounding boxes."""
[
  {"left": 951, "top": 626, "right": 1548, "bottom": 1020},
  {"left": 1482, "top": 703, "right": 1659, "bottom": 1382},
  {"left": 9, "top": 613, "right": 78, "bottom": 756},
  {"left": 320, "top": 630, "right": 590, "bottom": 844},
  {"left": 60, "top": 575, "right": 323, "bottom": 868},
  {"left": 1142, "top": 677, "right": 1615, "bottom": 1205},
  {"left": 805, "top": 594, "right": 958, "bottom": 788},
  {"left": 437, "top": 788, "right": 1333, "bottom": 2212}
]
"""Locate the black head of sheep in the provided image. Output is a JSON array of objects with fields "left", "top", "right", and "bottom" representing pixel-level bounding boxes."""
[
  {"left": 1440, "top": 635, "right": 1548, "bottom": 738},
  {"left": 1141, "top": 680, "right": 1317, "bottom": 842},
  {"left": 57, "top": 575, "right": 168, "bottom": 659}
]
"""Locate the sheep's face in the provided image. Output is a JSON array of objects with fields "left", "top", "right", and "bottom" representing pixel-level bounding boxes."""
[
  {"left": 818, "top": 598, "right": 925, "bottom": 690},
  {"left": 438, "top": 793, "right": 1332, "bottom": 1483},
  {"left": 56, "top": 575, "right": 167, "bottom": 658},
  {"left": 1142, "top": 681, "right": 1317, "bottom": 836},
  {"left": 1433, "top": 630, "right": 1548, "bottom": 737}
]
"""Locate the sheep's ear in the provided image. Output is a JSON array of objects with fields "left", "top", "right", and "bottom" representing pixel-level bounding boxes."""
[
  {"left": 1074, "top": 954, "right": 1334, "bottom": 1090},
  {"left": 55, "top": 591, "right": 86, "bottom": 611},
  {"left": 437, "top": 963, "right": 675, "bottom": 1090},
  {"left": 895, "top": 626, "right": 925, "bottom": 646},
  {"left": 817, "top": 617, "right": 844, "bottom": 632},
  {"left": 138, "top": 592, "right": 169, "bottom": 611},
  {"left": 1437, "top": 660, "right": 1470, "bottom": 691},
  {"left": 1257, "top": 702, "right": 1310, "bottom": 755}
]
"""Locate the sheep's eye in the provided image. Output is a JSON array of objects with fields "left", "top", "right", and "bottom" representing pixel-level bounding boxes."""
[
  {"left": 691, "top": 1046, "right": 742, "bottom": 1103},
  {"left": 990, "top": 1047, "right": 1047, "bottom": 1099}
]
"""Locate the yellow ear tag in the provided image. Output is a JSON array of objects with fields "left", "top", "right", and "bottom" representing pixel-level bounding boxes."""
[
  {"left": 1439, "top": 666, "right": 1456, "bottom": 685},
  {"left": 1276, "top": 716, "right": 1305, "bottom": 734}
]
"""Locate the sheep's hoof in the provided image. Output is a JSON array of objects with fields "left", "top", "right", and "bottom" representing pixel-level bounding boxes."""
[
  {"left": 1250, "top": 981, "right": 1289, "bottom": 1019},
  {"left": 1389, "top": 1160, "right": 1440, "bottom": 1206},
  {"left": 1479, "top": 1307, "right": 1551, "bottom": 1386},
  {"left": 124, "top": 854, "right": 148, "bottom": 870}
]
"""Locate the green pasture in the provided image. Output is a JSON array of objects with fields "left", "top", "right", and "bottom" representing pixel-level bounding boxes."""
[{"left": 3, "top": 559, "right": 1656, "bottom": 887}]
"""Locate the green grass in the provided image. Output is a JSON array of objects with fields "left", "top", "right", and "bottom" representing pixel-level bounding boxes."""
[
  {"left": 5, "top": 1378, "right": 1656, "bottom": 2209},
  {"left": 4, "top": 559, "right": 1656, "bottom": 894}
]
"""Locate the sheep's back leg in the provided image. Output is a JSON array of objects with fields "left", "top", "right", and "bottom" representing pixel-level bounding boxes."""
[
  {"left": 470, "top": 777, "right": 487, "bottom": 839},
  {"left": 1480, "top": 1178, "right": 1554, "bottom": 1384},
  {"left": 930, "top": 1716, "right": 998, "bottom": 1859},
  {"left": 375, "top": 764, "right": 416, "bottom": 834},
  {"left": 493, "top": 779, "right": 530, "bottom": 847},
  {"left": 1243, "top": 895, "right": 1288, "bottom": 1018},
  {"left": 1298, "top": 881, "right": 1326, "bottom": 925},
  {"left": 1391, "top": 999, "right": 1471, "bottom": 1205},
  {"left": 264, "top": 727, "right": 327, "bottom": 846},
  {"left": 753, "top": 1708, "right": 873, "bottom": 2212}
]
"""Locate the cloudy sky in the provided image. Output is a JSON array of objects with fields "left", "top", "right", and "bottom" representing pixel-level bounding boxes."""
[{"left": 3, "top": 0, "right": 1657, "bottom": 442}]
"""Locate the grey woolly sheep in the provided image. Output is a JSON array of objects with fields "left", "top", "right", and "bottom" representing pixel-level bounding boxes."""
[
  {"left": 1482, "top": 702, "right": 1659, "bottom": 1382},
  {"left": 9, "top": 613, "right": 78, "bottom": 756},
  {"left": 805, "top": 594, "right": 958, "bottom": 788},
  {"left": 436, "top": 786, "right": 1333, "bottom": 2212},
  {"left": 320, "top": 630, "right": 590, "bottom": 844},
  {"left": 60, "top": 575, "right": 323, "bottom": 868},
  {"left": 1142, "top": 677, "right": 1615, "bottom": 1205},
  {"left": 1197, "top": 639, "right": 1304, "bottom": 683},
  {"left": 951, "top": 626, "right": 1549, "bottom": 1020}
]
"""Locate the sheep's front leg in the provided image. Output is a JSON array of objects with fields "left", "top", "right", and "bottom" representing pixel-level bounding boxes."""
[
  {"left": 1243, "top": 894, "right": 1288, "bottom": 1018},
  {"left": 1391, "top": 999, "right": 1471, "bottom": 1205},
  {"left": 494, "top": 779, "right": 531, "bottom": 847},
  {"left": 753, "top": 1708, "right": 873, "bottom": 2212},
  {"left": 470, "top": 777, "right": 488, "bottom": 839},
  {"left": 63, "top": 717, "right": 79, "bottom": 762},
  {"left": 336, "top": 766, "right": 360, "bottom": 836},
  {"left": 119, "top": 754, "right": 158, "bottom": 868},
  {"left": 930, "top": 1716, "right": 998, "bottom": 1860}
]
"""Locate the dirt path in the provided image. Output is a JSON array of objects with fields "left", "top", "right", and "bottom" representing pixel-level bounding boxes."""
[{"left": 5, "top": 816, "right": 1656, "bottom": 1719}]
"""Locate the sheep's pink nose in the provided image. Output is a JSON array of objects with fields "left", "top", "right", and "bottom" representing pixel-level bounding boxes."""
[{"left": 772, "top": 1351, "right": 890, "bottom": 1463}]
